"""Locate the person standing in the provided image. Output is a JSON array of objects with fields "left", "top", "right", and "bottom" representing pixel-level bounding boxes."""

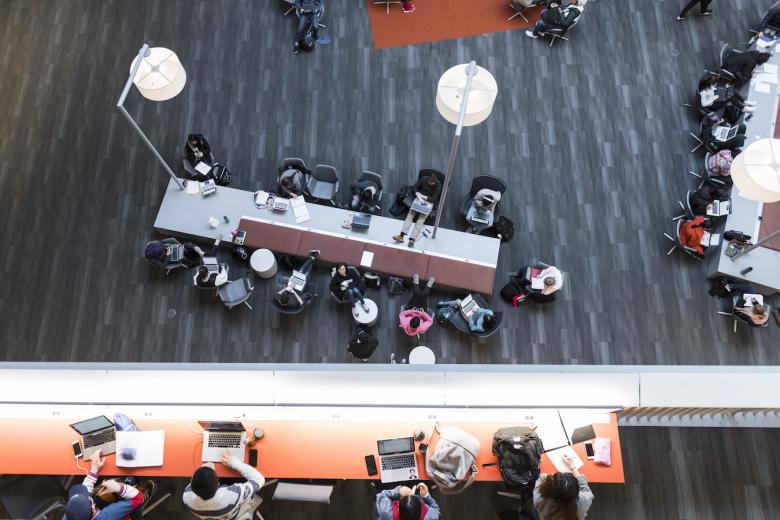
[{"left": 677, "top": 0, "right": 712, "bottom": 21}]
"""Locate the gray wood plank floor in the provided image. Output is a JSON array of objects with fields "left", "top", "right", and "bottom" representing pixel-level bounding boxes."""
[{"left": 0, "top": 0, "right": 779, "bottom": 364}]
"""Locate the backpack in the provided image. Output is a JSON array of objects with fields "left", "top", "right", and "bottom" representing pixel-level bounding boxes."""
[
  {"left": 425, "top": 425, "right": 481, "bottom": 494},
  {"left": 488, "top": 426, "right": 544, "bottom": 490},
  {"left": 500, "top": 277, "right": 525, "bottom": 305},
  {"left": 301, "top": 30, "right": 316, "bottom": 51},
  {"left": 708, "top": 150, "right": 733, "bottom": 176},
  {"left": 388, "top": 276, "right": 406, "bottom": 295},
  {"left": 493, "top": 216, "right": 514, "bottom": 242},
  {"left": 213, "top": 164, "right": 232, "bottom": 186},
  {"left": 709, "top": 277, "right": 737, "bottom": 298},
  {"left": 363, "top": 272, "right": 381, "bottom": 290}
]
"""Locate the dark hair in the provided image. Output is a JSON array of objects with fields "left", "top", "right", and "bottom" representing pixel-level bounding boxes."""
[
  {"left": 198, "top": 266, "right": 209, "bottom": 278},
  {"left": 410, "top": 316, "right": 421, "bottom": 329},
  {"left": 538, "top": 473, "right": 580, "bottom": 520},
  {"left": 398, "top": 495, "right": 422, "bottom": 520},
  {"left": 187, "top": 133, "right": 198, "bottom": 143},
  {"left": 337, "top": 263, "right": 347, "bottom": 273},
  {"left": 757, "top": 52, "right": 772, "bottom": 64},
  {"left": 483, "top": 313, "right": 495, "bottom": 329},
  {"left": 427, "top": 177, "right": 437, "bottom": 186},
  {"left": 279, "top": 291, "right": 290, "bottom": 305},
  {"left": 280, "top": 177, "right": 291, "bottom": 188},
  {"left": 191, "top": 466, "right": 219, "bottom": 499},
  {"left": 145, "top": 242, "right": 166, "bottom": 260}
]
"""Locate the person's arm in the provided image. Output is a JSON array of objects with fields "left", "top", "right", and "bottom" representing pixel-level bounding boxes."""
[
  {"left": 329, "top": 275, "right": 342, "bottom": 295},
  {"left": 574, "top": 474, "right": 595, "bottom": 515},
  {"left": 94, "top": 480, "right": 144, "bottom": 520},
  {"left": 81, "top": 450, "right": 106, "bottom": 493},
  {"left": 373, "top": 486, "right": 403, "bottom": 520},
  {"left": 417, "top": 484, "right": 440, "bottom": 520},
  {"left": 223, "top": 452, "right": 266, "bottom": 504}
]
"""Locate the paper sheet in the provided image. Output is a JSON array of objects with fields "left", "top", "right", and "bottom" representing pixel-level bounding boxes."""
[
  {"left": 291, "top": 196, "right": 311, "bottom": 223},
  {"left": 186, "top": 181, "right": 200, "bottom": 195},
  {"left": 254, "top": 190, "right": 270, "bottom": 206},
  {"left": 195, "top": 162, "right": 212, "bottom": 174},
  {"left": 755, "top": 82, "right": 771, "bottom": 94},
  {"left": 754, "top": 72, "right": 777, "bottom": 85},
  {"left": 360, "top": 251, "right": 374, "bottom": 268},
  {"left": 545, "top": 446, "right": 584, "bottom": 473},
  {"left": 762, "top": 63, "right": 778, "bottom": 74},
  {"left": 534, "top": 411, "right": 571, "bottom": 452},
  {"left": 115, "top": 430, "right": 165, "bottom": 467}
]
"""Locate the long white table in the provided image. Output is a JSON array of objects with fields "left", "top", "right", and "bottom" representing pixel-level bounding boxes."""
[{"left": 706, "top": 45, "right": 780, "bottom": 294}]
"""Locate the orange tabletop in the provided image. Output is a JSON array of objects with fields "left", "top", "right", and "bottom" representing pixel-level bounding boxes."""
[{"left": 0, "top": 414, "right": 623, "bottom": 483}]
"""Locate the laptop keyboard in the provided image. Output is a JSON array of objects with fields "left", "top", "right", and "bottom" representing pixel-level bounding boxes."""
[
  {"left": 208, "top": 433, "right": 243, "bottom": 448},
  {"left": 381, "top": 454, "right": 416, "bottom": 470},
  {"left": 83, "top": 430, "right": 115, "bottom": 448}
]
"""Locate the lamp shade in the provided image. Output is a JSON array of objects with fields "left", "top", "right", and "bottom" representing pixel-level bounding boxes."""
[
  {"left": 730, "top": 138, "right": 780, "bottom": 203},
  {"left": 436, "top": 63, "right": 498, "bottom": 127},
  {"left": 130, "top": 47, "right": 186, "bottom": 102}
]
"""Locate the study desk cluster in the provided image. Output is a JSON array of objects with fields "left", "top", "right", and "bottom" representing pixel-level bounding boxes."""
[
  {"left": 154, "top": 179, "right": 502, "bottom": 294},
  {"left": 706, "top": 43, "right": 780, "bottom": 294},
  {"left": 0, "top": 413, "right": 624, "bottom": 484}
]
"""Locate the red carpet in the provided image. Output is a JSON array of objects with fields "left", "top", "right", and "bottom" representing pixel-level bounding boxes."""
[{"left": 367, "top": 0, "right": 539, "bottom": 49}]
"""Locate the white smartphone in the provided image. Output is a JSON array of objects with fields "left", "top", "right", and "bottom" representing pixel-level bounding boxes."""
[
  {"left": 584, "top": 441, "right": 594, "bottom": 460},
  {"left": 71, "top": 440, "right": 83, "bottom": 460}
]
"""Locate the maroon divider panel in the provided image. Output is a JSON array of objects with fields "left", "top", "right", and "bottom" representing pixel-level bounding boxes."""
[
  {"left": 296, "top": 231, "right": 365, "bottom": 265},
  {"left": 427, "top": 256, "right": 496, "bottom": 295},
  {"left": 759, "top": 202, "right": 780, "bottom": 252},
  {"left": 238, "top": 218, "right": 302, "bottom": 255},
  {"left": 363, "top": 244, "right": 431, "bottom": 279}
]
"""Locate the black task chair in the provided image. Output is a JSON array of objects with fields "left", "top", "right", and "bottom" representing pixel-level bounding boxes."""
[
  {"left": 329, "top": 266, "right": 366, "bottom": 304},
  {"left": 218, "top": 278, "right": 255, "bottom": 309},
  {"left": 144, "top": 238, "right": 190, "bottom": 275},
  {"left": 673, "top": 190, "right": 696, "bottom": 221},
  {"left": 0, "top": 475, "right": 67, "bottom": 520},
  {"left": 718, "top": 295, "right": 772, "bottom": 333},
  {"left": 352, "top": 170, "right": 384, "bottom": 214},
  {"left": 459, "top": 175, "right": 508, "bottom": 232},
  {"left": 397, "top": 168, "right": 446, "bottom": 221},
  {"left": 306, "top": 164, "right": 339, "bottom": 205}
]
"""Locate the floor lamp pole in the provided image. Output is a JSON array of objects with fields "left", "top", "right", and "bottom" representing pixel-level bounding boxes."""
[
  {"left": 116, "top": 44, "right": 184, "bottom": 191},
  {"left": 730, "top": 228, "right": 780, "bottom": 259},
  {"left": 432, "top": 61, "right": 478, "bottom": 239}
]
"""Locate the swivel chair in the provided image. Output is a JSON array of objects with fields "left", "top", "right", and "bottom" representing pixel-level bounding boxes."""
[
  {"left": 306, "top": 164, "right": 339, "bottom": 205},
  {"left": 353, "top": 170, "right": 384, "bottom": 214},
  {"left": 218, "top": 278, "right": 255, "bottom": 309},
  {"left": 459, "top": 175, "right": 508, "bottom": 233},
  {"left": 664, "top": 219, "right": 704, "bottom": 260}
]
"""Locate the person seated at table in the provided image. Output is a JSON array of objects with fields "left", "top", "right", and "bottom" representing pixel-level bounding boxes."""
[
  {"left": 144, "top": 239, "right": 201, "bottom": 269},
  {"left": 690, "top": 185, "right": 728, "bottom": 215},
  {"left": 679, "top": 216, "right": 711, "bottom": 255},
  {"left": 722, "top": 49, "right": 772, "bottom": 85},
  {"left": 373, "top": 483, "right": 440, "bottom": 520},
  {"left": 194, "top": 264, "right": 228, "bottom": 289},
  {"left": 466, "top": 189, "right": 501, "bottom": 234},
  {"left": 293, "top": 0, "right": 324, "bottom": 55},
  {"left": 525, "top": 0, "right": 586, "bottom": 39},
  {"left": 278, "top": 167, "right": 306, "bottom": 197},
  {"left": 701, "top": 113, "right": 748, "bottom": 153},
  {"left": 393, "top": 175, "right": 442, "bottom": 248},
  {"left": 64, "top": 449, "right": 146, "bottom": 520},
  {"left": 348, "top": 326, "right": 379, "bottom": 360},
  {"left": 514, "top": 263, "right": 565, "bottom": 304},
  {"left": 349, "top": 180, "right": 380, "bottom": 213},
  {"left": 729, "top": 284, "right": 771, "bottom": 327},
  {"left": 533, "top": 454, "right": 594, "bottom": 520},
  {"left": 330, "top": 263, "right": 370, "bottom": 314},
  {"left": 184, "top": 133, "right": 212, "bottom": 167},
  {"left": 696, "top": 73, "right": 755, "bottom": 117},
  {"left": 184, "top": 449, "right": 266, "bottom": 520}
]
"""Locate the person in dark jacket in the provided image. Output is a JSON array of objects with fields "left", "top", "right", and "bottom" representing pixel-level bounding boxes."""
[
  {"left": 722, "top": 50, "right": 771, "bottom": 85},
  {"left": 701, "top": 113, "right": 747, "bottom": 152},
  {"left": 278, "top": 167, "right": 306, "bottom": 197},
  {"left": 348, "top": 327, "right": 379, "bottom": 360},
  {"left": 294, "top": 0, "right": 324, "bottom": 55},
  {"left": 330, "top": 263, "right": 369, "bottom": 315},
  {"left": 184, "top": 134, "right": 212, "bottom": 167},
  {"left": 761, "top": 1, "right": 780, "bottom": 31},
  {"left": 349, "top": 180, "right": 380, "bottom": 212},
  {"left": 689, "top": 185, "right": 728, "bottom": 215},
  {"left": 676, "top": 0, "right": 713, "bottom": 21},
  {"left": 393, "top": 175, "right": 442, "bottom": 248},
  {"left": 526, "top": 0, "right": 585, "bottom": 38}
]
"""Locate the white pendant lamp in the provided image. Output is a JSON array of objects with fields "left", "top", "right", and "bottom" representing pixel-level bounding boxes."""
[
  {"left": 436, "top": 63, "right": 498, "bottom": 127},
  {"left": 130, "top": 47, "right": 186, "bottom": 102},
  {"left": 731, "top": 138, "right": 780, "bottom": 203}
]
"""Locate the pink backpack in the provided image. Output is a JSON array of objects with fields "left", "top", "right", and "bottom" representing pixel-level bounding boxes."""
[{"left": 708, "top": 150, "right": 733, "bottom": 176}]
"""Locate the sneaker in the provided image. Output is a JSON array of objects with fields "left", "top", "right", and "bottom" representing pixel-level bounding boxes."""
[
  {"left": 745, "top": 100, "right": 757, "bottom": 106},
  {"left": 392, "top": 233, "right": 405, "bottom": 243},
  {"left": 361, "top": 300, "right": 370, "bottom": 312},
  {"left": 139, "top": 480, "right": 158, "bottom": 504},
  {"left": 390, "top": 353, "right": 396, "bottom": 364},
  {"left": 352, "top": 306, "right": 360, "bottom": 318},
  {"left": 309, "top": 249, "right": 321, "bottom": 258},
  {"left": 402, "top": 1, "right": 415, "bottom": 12},
  {"left": 407, "top": 238, "right": 415, "bottom": 248},
  {"left": 525, "top": 30, "right": 538, "bottom": 38},
  {"left": 426, "top": 277, "right": 436, "bottom": 288},
  {"left": 293, "top": 45, "right": 301, "bottom": 55},
  {"left": 676, "top": 15, "right": 686, "bottom": 21},
  {"left": 700, "top": 10, "right": 712, "bottom": 15}
]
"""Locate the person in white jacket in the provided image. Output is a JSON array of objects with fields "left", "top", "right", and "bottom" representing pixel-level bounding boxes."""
[{"left": 183, "top": 450, "right": 265, "bottom": 520}]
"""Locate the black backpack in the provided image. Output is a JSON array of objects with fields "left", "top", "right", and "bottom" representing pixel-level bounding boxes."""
[
  {"left": 493, "top": 216, "right": 514, "bottom": 242},
  {"left": 213, "top": 164, "right": 232, "bottom": 186},
  {"left": 500, "top": 276, "right": 525, "bottom": 304},
  {"left": 488, "top": 426, "right": 544, "bottom": 490}
]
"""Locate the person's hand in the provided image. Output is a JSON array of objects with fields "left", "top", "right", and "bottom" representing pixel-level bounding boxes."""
[
  {"left": 89, "top": 449, "right": 105, "bottom": 474},
  {"left": 399, "top": 486, "right": 414, "bottom": 498},
  {"left": 562, "top": 453, "right": 577, "bottom": 470},
  {"left": 100, "top": 479, "right": 122, "bottom": 494},
  {"left": 220, "top": 450, "right": 237, "bottom": 469},
  {"left": 341, "top": 281, "right": 349, "bottom": 290},
  {"left": 417, "top": 483, "right": 429, "bottom": 497}
]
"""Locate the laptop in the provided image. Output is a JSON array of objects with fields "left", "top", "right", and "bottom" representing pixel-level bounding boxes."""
[
  {"left": 470, "top": 208, "right": 490, "bottom": 225},
  {"left": 377, "top": 437, "right": 419, "bottom": 483},
  {"left": 169, "top": 244, "right": 183, "bottom": 262},
  {"left": 410, "top": 199, "right": 433, "bottom": 215},
  {"left": 199, "top": 421, "right": 247, "bottom": 463},
  {"left": 352, "top": 212, "right": 372, "bottom": 229},
  {"left": 69, "top": 415, "right": 117, "bottom": 459},
  {"left": 272, "top": 198, "right": 290, "bottom": 212},
  {"left": 203, "top": 256, "right": 218, "bottom": 268},
  {"left": 290, "top": 270, "right": 307, "bottom": 291},
  {"left": 459, "top": 294, "right": 479, "bottom": 319},
  {"left": 712, "top": 125, "right": 739, "bottom": 142}
]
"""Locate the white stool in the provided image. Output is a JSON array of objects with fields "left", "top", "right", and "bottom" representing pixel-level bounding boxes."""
[
  {"left": 408, "top": 346, "right": 436, "bottom": 365},
  {"left": 353, "top": 298, "right": 379, "bottom": 327},
  {"left": 250, "top": 249, "right": 277, "bottom": 279}
]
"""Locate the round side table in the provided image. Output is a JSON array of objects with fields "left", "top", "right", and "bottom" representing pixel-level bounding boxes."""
[
  {"left": 408, "top": 346, "right": 436, "bottom": 365},
  {"left": 250, "top": 249, "right": 277, "bottom": 278},
  {"left": 353, "top": 298, "right": 379, "bottom": 327}
]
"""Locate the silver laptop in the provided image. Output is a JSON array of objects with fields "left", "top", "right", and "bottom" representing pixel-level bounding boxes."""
[
  {"left": 470, "top": 208, "right": 490, "bottom": 225},
  {"left": 290, "top": 270, "right": 307, "bottom": 291},
  {"left": 712, "top": 125, "right": 739, "bottom": 142},
  {"left": 69, "top": 416, "right": 117, "bottom": 459},
  {"left": 460, "top": 294, "right": 479, "bottom": 319},
  {"left": 272, "top": 198, "right": 290, "bottom": 211},
  {"left": 410, "top": 199, "right": 433, "bottom": 215},
  {"left": 377, "top": 437, "right": 419, "bottom": 483},
  {"left": 199, "top": 421, "right": 247, "bottom": 463}
]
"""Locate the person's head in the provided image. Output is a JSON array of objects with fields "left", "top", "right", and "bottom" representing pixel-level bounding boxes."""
[
  {"left": 753, "top": 304, "right": 767, "bottom": 317},
  {"left": 187, "top": 134, "right": 199, "bottom": 145},
  {"left": 410, "top": 316, "right": 421, "bottom": 330},
  {"left": 337, "top": 263, "right": 347, "bottom": 276},
  {"left": 398, "top": 494, "right": 423, "bottom": 520},
  {"left": 426, "top": 177, "right": 438, "bottom": 188},
  {"left": 701, "top": 219, "right": 712, "bottom": 230},
  {"left": 279, "top": 291, "right": 290, "bottom": 306},
  {"left": 482, "top": 313, "right": 496, "bottom": 329},
  {"left": 64, "top": 484, "right": 95, "bottom": 520},
  {"left": 198, "top": 266, "right": 209, "bottom": 280},
  {"left": 756, "top": 51, "right": 772, "bottom": 64},
  {"left": 191, "top": 464, "right": 219, "bottom": 500},
  {"left": 481, "top": 194, "right": 495, "bottom": 207},
  {"left": 544, "top": 276, "right": 556, "bottom": 287},
  {"left": 538, "top": 473, "right": 580, "bottom": 519},
  {"left": 280, "top": 177, "right": 291, "bottom": 188},
  {"left": 145, "top": 241, "right": 166, "bottom": 260},
  {"left": 364, "top": 186, "right": 377, "bottom": 200}
]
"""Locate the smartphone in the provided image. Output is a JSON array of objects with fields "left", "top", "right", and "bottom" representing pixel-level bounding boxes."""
[
  {"left": 584, "top": 441, "right": 595, "bottom": 460},
  {"left": 365, "top": 454, "right": 378, "bottom": 476},
  {"left": 72, "top": 440, "right": 83, "bottom": 460},
  {"left": 248, "top": 449, "right": 258, "bottom": 467}
]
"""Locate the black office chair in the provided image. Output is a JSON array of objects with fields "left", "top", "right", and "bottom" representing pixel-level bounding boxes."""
[
  {"left": 0, "top": 475, "right": 67, "bottom": 520},
  {"left": 144, "top": 238, "right": 189, "bottom": 275},
  {"left": 436, "top": 294, "right": 503, "bottom": 338},
  {"left": 673, "top": 190, "right": 696, "bottom": 221},
  {"left": 180, "top": 146, "right": 215, "bottom": 180},
  {"left": 281, "top": 157, "right": 309, "bottom": 172},
  {"left": 329, "top": 266, "right": 366, "bottom": 304},
  {"left": 218, "top": 278, "right": 255, "bottom": 309},
  {"left": 352, "top": 170, "right": 384, "bottom": 214},
  {"left": 306, "top": 164, "right": 339, "bottom": 205},
  {"left": 459, "top": 175, "right": 508, "bottom": 233},
  {"left": 718, "top": 295, "right": 772, "bottom": 333},
  {"left": 507, "top": 0, "right": 534, "bottom": 22}
]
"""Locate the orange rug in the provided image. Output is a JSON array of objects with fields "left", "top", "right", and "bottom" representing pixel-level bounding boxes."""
[{"left": 367, "top": 0, "right": 539, "bottom": 49}]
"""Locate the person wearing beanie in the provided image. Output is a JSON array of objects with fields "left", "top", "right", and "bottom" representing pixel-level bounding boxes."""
[
  {"left": 64, "top": 450, "right": 144, "bottom": 520},
  {"left": 373, "top": 483, "right": 440, "bottom": 520},
  {"left": 183, "top": 449, "right": 266, "bottom": 520}
]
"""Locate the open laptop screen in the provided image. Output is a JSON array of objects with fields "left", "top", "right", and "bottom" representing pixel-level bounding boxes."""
[
  {"left": 198, "top": 421, "right": 245, "bottom": 432},
  {"left": 70, "top": 415, "right": 113, "bottom": 435},
  {"left": 378, "top": 437, "right": 414, "bottom": 456}
]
